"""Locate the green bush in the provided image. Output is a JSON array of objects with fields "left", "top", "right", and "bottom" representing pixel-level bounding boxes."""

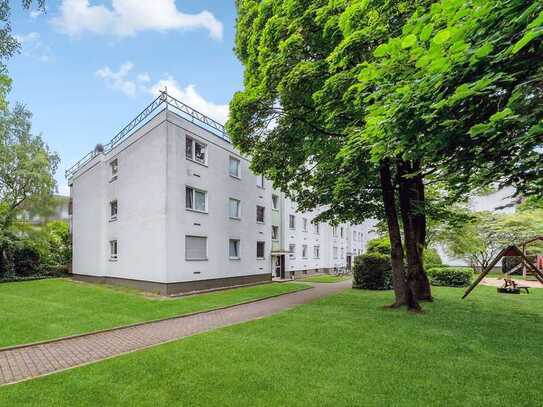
[
  {"left": 427, "top": 267, "right": 472, "bottom": 287},
  {"left": 353, "top": 253, "right": 393, "bottom": 290},
  {"left": 366, "top": 236, "right": 391, "bottom": 256},
  {"left": 12, "top": 245, "right": 42, "bottom": 277},
  {"left": 423, "top": 248, "right": 442, "bottom": 268}
]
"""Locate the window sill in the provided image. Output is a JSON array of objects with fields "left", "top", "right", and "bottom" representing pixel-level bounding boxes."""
[
  {"left": 256, "top": 221, "right": 265, "bottom": 225},
  {"left": 272, "top": 208, "right": 279, "bottom": 212},
  {"left": 186, "top": 157, "right": 208, "bottom": 167},
  {"left": 256, "top": 185, "right": 265, "bottom": 189},
  {"left": 109, "top": 217, "right": 118, "bottom": 222},
  {"left": 229, "top": 216, "right": 241, "bottom": 221},
  {"left": 186, "top": 208, "right": 208, "bottom": 214},
  {"left": 186, "top": 258, "right": 208, "bottom": 262},
  {"left": 229, "top": 257, "right": 241, "bottom": 261},
  {"left": 229, "top": 174, "right": 241, "bottom": 180},
  {"left": 109, "top": 258, "right": 118, "bottom": 262},
  {"left": 109, "top": 176, "right": 118, "bottom": 183},
  {"left": 257, "top": 257, "right": 265, "bottom": 260}
]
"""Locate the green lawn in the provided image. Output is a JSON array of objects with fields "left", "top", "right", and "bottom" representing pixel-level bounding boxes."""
[
  {"left": 0, "top": 278, "right": 308, "bottom": 348},
  {"left": 2, "top": 285, "right": 542, "bottom": 406},
  {"left": 300, "top": 274, "right": 351, "bottom": 283}
]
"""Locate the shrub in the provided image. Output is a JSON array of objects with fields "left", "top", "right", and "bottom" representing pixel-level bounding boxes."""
[
  {"left": 12, "top": 245, "right": 42, "bottom": 277},
  {"left": 427, "top": 267, "right": 472, "bottom": 287},
  {"left": 366, "top": 236, "right": 391, "bottom": 256},
  {"left": 423, "top": 248, "right": 442, "bottom": 268},
  {"left": 353, "top": 253, "right": 393, "bottom": 290}
]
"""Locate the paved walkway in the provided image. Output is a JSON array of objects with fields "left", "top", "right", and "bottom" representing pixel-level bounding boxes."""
[{"left": 0, "top": 280, "right": 351, "bottom": 386}]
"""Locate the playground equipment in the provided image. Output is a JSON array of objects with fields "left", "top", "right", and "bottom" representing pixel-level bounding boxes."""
[{"left": 462, "top": 240, "right": 543, "bottom": 299}]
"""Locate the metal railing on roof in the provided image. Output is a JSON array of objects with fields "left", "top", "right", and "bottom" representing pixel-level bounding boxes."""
[{"left": 65, "top": 90, "right": 228, "bottom": 179}]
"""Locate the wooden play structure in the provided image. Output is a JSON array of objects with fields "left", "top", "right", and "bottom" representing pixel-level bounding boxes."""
[{"left": 462, "top": 238, "right": 543, "bottom": 299}]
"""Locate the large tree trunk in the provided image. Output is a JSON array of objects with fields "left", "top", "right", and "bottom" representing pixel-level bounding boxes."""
[
  {"left": 379, "top": 159, "right": 417, "bottom": 309},
  {"left": 397, "top": 160, "right": 431, "bottom": 309}
]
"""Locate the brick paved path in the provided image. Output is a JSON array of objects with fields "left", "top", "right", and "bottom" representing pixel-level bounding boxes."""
[{"left": 0, "top": 280, "right": 351, "bottom": 386}]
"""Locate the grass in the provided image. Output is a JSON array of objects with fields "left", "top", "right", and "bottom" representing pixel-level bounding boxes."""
[
  {"left": 0, "top": 278, "right": 308, "bottom": 348},
  {"left": 1, "top": 285, "right": 542, "bottom": 406},
  {"left": 300, "top": 274, "right": 351, "bottom": 283}
]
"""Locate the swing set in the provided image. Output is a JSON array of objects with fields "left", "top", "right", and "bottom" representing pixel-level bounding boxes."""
[{"left": 462, "top": 236, "right": 543, "bottom": 299}]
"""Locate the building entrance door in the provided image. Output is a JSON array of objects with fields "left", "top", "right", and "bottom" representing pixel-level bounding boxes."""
[
  {"left": 273, "top": 255, "right": 285, "bottom": 279},
  {"left": 346, "top": 255, "right": 352, "bottom": 271}
]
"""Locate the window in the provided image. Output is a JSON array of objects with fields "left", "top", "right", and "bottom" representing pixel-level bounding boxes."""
[
  {"left": 229, "top": 198, "right": 241, "bottom": 219},
  {"left": 302, "top": 244, "right": 308, "bottom": 258},
  {"left": 110, "top": 159, "right": 118, "bottom": 181},
  {"left": 272, "top": 194, "right": 279, "bottom": 210},
  {"left": 314, "top": 222, "right": 320, "bottom": 235},
  {"left": 256, "top": 241, "right": 265, "bottom": 259},
  {"left": 185, "top": 236, "right": 207, "bottom": 260},
  {"left": 302, "top": 218, "right": 308, "bottom": 232},
  {"left": 256, "top": 174, "right": 264, "bottom": 188},
  {"left": 229, "top": 239, "right": 240, "bottom": 259},
  {"left": 229, "top": 156, "right": 240, "bottom": 178},
  {"left": 186, "top": 136, "right": 207, "bottom": 164},
  {"left": 110, "top": 200, "right": 118, "bottom": 220},
  {"left": 341, "top": 248, "right": 344, "bottom": 259},
  {"left": 289, "top": 215, "right": 296, "bottom": 229},
  {"left": 332, "top": 227, "right": 337, "bottom": 237},
  {"left": 340, "top": 227, "right": 344, "bottom": 238},
  {"left": 256, "top": 205, "right": 265, "bottom": 223},
  {"left": 333, "top": 246, "right": 338, "bottom": 259},
  {"left": 186, "top": 186, "right": 207, "bottom": 212},
  {"left": 272, "top": 225, "right": 279, "bottom": 240},
  {"left": 353, "top": 231, "right": 356, "bottom": 240},
  {"left": 314, "top": 245, "right": 320, "bottom": 259},
  {"left": 109, "top": 240, "right": 118, "bottom": 260},
  {"left": 289, "top": 244, "right": 296, "bottom": 259}
]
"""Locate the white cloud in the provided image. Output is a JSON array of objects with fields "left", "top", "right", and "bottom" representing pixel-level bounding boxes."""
[
  {"left": 95, "top": 62, "right": 138, "bottom": 97},
  {"left": 14, "top": 32, "right": 53, "bottom": 62},
  {"left": 149, "top": 77, "right": 229, "bottom": 124},
  {"left": 51, "top": 0, "right": 223, "bottom": 40},
  {"left": 30, "top": 9, "right": 44, "bottom": 18},
  {"left": 95, "top": 63, "right": 229, "bottom": 123}
]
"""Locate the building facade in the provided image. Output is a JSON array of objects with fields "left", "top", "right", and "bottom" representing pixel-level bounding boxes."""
[{"left": 67, "top": 93, "right": 375, "bottom": 295}]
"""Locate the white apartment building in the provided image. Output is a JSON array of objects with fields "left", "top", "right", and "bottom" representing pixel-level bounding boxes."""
[{"left": 67, "top": 92, "right": 375, "bottom": 295}]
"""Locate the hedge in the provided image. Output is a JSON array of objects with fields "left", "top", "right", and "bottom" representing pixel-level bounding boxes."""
[
  {"left": 353, "top": 253, "right": 393, "bottom": 290},
  {"left": 427, "top": 267, "right": 472, "bottom": 287}
]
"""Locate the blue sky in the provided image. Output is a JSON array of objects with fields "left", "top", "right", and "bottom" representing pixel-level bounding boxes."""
[{"left": 7, "top": 1, "right": 243, "bottom": 194}]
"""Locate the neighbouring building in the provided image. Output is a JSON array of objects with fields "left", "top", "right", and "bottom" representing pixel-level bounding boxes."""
[{"left": 66, "top": 92, "right": 376, "bottom": 295}]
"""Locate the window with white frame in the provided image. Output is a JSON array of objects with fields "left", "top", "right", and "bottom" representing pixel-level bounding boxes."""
[
  {"left": 341, "top": 248, "right": 344, "bottom": 258},
  {"left": 272, "top": 194, "right": 279, "bottom": 210},
  {"left": 289, "top": 244, "right": 296, "bottom": 259},
  {"left": 256, "top": 174, "right": 264, "bottom": 188},
  {"left": 314, "top": 222, "right": 320, "bottom": 235},
  {"left": 333, "top": 246, "right": 338, "bottom": 259},
  {"left": 256, "top": 241, "right": 265, "bottom": 259},
  {"left": 229, "top": 156, "right": 240, "bottom": 178},
  {"left": 302, "top": 218, "right": 308, "bottom": 232},
  {"left": 229, "top": 198, "right": 241, "bottom": 219},
  {"left": 185, "top": 236, "right": 207, "bottom": 260},
  {"left": 109, "top": 240, "right": 118, "bottom": 260},
  {"left": 314, "top": 245, "right": 320, "bottom": 259},
  {"left": 110, "top": 159, "right": 118, "bottom": 181},
  {"left": 332, "top": 227, "right": 337, "bottom": 237},
  {"left": 186, "top": 186, "right": 207, "bottom": 212},
  {"left": 289, "top": 215, "right": 296, "bottom": 229},
  {"left": 110, "top": 200, "right": 118, "bottom": 220},
  {"left": 229, "top": 239, "right": 240, "bottom": 259},
  {"left": 186, "top": 136, "right": 207, "bottom": 164},
  {"left": 353, "top": 231, "right": 356, "bottom": 240},
  {"left": 272, "top": 225, "right": 279, "bottom": 240},
  {"left": 340, "top": 227, "right": 344, "bottom": 238},
  {"left": 256, "top": 205, "right": 265, "bottom": 223},
  {"left": 302, "top": 244, "right": 308, "bottom": 258}
]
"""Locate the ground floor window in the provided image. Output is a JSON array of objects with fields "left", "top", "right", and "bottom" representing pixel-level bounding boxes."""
[
  {"left": 186, "top": 236, "right": 207, "bottom": 260},
  {"left": 314, "top": 245, "right": 320, "bottom": 259},
  {"left": 109, "top": 240, "right": 118, "bottom": 260},
  {"left": 229, "top": 239, "right": 240, "bottom": 259},
  {"left": 257, "top": 241, "right": 265, "bottom": 259},
  {"left": 289, "top": 244, "right": 296, "bottom": 259}
]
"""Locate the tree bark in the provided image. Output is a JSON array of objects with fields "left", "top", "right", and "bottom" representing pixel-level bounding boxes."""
[
  {"left": 379, "top": 159, "right": 416, "bottom": 309},
  {"left": 397, "top": 160, "right": 431, "bottom": 308}
]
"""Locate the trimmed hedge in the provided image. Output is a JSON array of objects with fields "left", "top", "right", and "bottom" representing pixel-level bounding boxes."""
[
  {"left": 427, "top": 267, "right": 472, "bottom": 287},
  {"left": 353, "top": 253, "right": 393, "bottom": 290}
]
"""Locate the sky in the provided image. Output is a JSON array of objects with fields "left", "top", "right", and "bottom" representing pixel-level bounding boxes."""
[{"left": 7, "top": 0, "right": 243, "bottom": 195}]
